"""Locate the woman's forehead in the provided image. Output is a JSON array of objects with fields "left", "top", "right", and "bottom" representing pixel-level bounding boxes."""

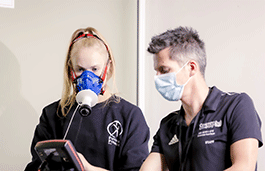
[{"left": 74, "top": 47, "right": 106, "bottom": 63}]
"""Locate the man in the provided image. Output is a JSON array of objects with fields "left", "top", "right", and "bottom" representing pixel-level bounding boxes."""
[{"left": 140, "top": 26, "right": 263, "bottom": 171}]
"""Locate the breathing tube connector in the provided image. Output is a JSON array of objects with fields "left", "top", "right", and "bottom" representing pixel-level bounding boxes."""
[{"left": 76, "top": 89, "right": 98, "bottom": 117}]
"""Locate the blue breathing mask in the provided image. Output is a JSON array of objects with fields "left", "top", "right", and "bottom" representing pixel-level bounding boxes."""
[{"left": 75, "top": 70, "right": 103, "bottom": 95}]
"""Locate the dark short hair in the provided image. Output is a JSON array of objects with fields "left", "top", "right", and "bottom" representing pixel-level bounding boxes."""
[{"left": 147, "top": 26, "right": 207, "bottom": 77}]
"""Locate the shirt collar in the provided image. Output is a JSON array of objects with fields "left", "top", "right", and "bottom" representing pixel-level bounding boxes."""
[
  {"left": 202, "top": 86, "right": 222, "bottom": 114},
  {"left": 176, "top": 86, "right": 222, "bottom": 125}
]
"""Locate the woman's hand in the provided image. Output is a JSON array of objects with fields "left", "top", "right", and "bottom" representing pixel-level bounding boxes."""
[
  {"left": 77, "top": 152, "right": 109, "bottom": 171},
  {"left": 77, "top": 152, "right": 93, "bottom": 170}
]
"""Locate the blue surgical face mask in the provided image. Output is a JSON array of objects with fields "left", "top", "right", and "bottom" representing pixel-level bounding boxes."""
[
  {"left": 154, "top": 61, "right": 191, "bottom": 101},
  {"left": 75, "top": 70, "right": 103, "bottom": 95}
]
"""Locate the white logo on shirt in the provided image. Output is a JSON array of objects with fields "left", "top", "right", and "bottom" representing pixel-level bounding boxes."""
[
  {"left": 168, "top": 134, "right": 179, "bottom": 145},
  {"left": 107, "top": 120, "right": 123, "bottom": 146},
  {"left": 205, "top": 140, "right": 215, "bottom": 144},
  {"left": 199, "top": 120, "right": 222, "bottom": 130},
  {"left": 198, "top": 129, "right": 215, "bottom": 137}
]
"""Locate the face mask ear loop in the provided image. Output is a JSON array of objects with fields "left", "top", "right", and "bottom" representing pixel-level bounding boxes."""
[
  {"left": 175, "top": 61, "right": 192, "bottom": 86},
  {"left": 183, "top": 76, "right": 192, "bottom": 86},
  {"left": 182, "top": 61, "right": 193, "bottom": 86},
  {"left": 176, "top": 61, "right": 190, "bottom": 74}
]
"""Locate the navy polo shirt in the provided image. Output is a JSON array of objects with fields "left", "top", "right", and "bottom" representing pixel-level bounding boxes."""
[{"left": 151, "top": 86, "right": 263, "bottom": 171}]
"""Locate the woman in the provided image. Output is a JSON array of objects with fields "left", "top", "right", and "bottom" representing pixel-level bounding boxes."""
[{"left": 25, "top": 27, "right": 150, "bottom": 171}]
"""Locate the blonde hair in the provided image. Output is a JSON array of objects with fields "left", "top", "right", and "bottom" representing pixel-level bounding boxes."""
[{"left": 59, "top": 27, "right": 119, "bottom": 117}]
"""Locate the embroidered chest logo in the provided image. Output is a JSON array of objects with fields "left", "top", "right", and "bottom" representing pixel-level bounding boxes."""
[
  {"left": 199, "top": 120, "right": 222, "bottom": 130},
  {"left": 197, "top": 120, "right": 222, "bottom": 138},
  {"left": 168, "top": 134, "right": 179, "bottom": 145},
  {"left": 107, "top": 120, "right": 123, "bottom": 146}
]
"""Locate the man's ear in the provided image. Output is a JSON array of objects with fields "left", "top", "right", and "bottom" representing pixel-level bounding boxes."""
[{"left": 188, "top": 60, "right": 198, "bottom": 77}]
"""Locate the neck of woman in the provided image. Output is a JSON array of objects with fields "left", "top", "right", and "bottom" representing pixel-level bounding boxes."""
[{"left": 98, "top": 86, "right": 112, "bottom": 103}]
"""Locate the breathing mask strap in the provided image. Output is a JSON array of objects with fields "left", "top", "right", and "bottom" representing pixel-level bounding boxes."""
[
  {"left": 70, "top": 32, "right": 110, "bottom": 57},
  {"left": 99, "top": 59, "right": 110, "bottom": 95},
  {"left": 69, "top": 32, "right": 111, "bottom": 95},
  {"left": 71, "top": 69, "right": 78, "bottom": 82}
]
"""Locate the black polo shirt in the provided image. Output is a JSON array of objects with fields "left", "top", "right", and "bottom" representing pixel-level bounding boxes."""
[{"left": 151, "top": 86, "right": 263, "bottom": 171}]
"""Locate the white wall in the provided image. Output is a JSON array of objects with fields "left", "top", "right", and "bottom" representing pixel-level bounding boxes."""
[
  {"left": 0, "top": 1, "right": 137, "bottom": 170},
  {"left": 1, "top": 0, "right": 264, "bottom": 170},
  {"left": 143, "top": 0, "right": 265, "bottom": 169}
]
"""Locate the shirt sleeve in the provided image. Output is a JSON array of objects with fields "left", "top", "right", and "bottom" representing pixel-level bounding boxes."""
[
  {"left": 228, "top": 93, "right": 263, "bottom": 147},
  {"left": 24, "top": 106, "right": 57, "bottom": 171},
  {"left": 151, "top": 128, "right": 163, "bottom": 153},
  {"left": 117, "top": 106, "right": 150, "bottom": 171},
  {"left": 151, "top": 112, "right": 178, "bottom": 154}
]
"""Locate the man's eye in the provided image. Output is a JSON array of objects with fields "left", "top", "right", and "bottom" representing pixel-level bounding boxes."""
[{"left": 160, "top": 68, "right": 169, "bottom": 74}]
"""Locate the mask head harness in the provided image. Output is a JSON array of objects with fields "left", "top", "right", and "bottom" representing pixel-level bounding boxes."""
[
  {"left": 69, "top": 32, "right": 110, "bottom": 117},
  {"left": 69, "top": 32, "right": 110, "bottom": 95}
]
